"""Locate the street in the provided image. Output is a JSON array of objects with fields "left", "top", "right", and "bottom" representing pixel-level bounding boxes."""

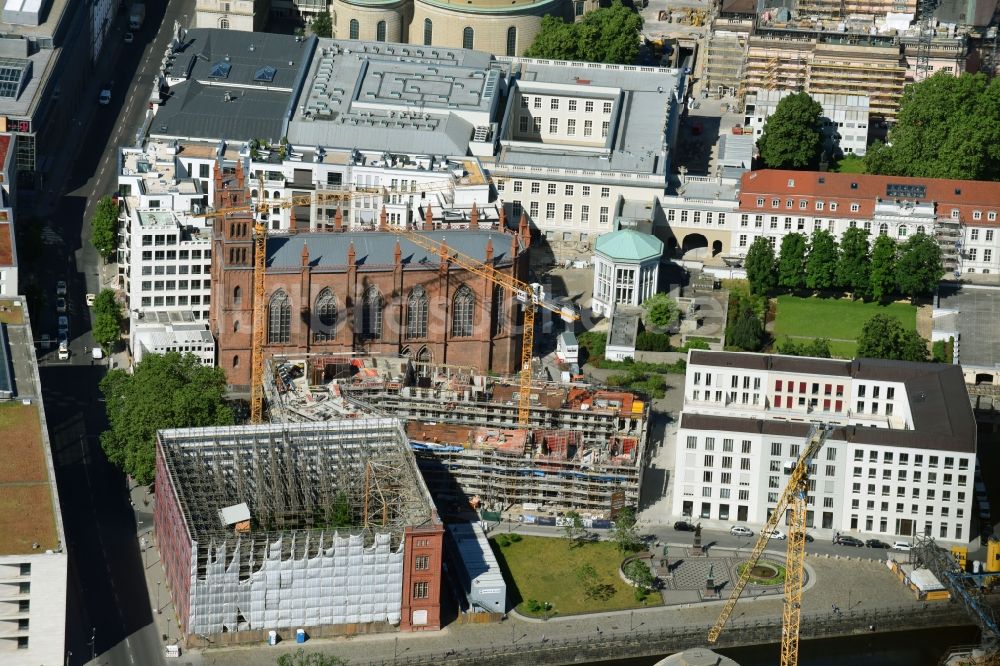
[{"left": 27, "top": 0, "right": 195, "bottom": 665}]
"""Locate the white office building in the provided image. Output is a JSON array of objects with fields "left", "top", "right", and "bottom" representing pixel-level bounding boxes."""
[
  {"left": 672, "top": 350, "right": 977, "bottom": 545},
  {"left": 121, "top": 209, "right": 213, "bottom": 321},
  {"left": 131, "top": 311, "right": 216, "bottom": 365},
  {"left": 743, "top": 89, "right": 871, "bottom": 157}
]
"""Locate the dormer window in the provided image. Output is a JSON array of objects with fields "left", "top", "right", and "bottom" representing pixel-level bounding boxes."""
[{"left": 787, "top": 178, "right": 795, "bottom": 187}]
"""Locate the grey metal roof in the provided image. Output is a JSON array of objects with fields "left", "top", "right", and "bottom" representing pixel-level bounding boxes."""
[
  {"left": 151, "top": 29, "right": 312, "bottom": 142},
  {"left": 0, "top": 322, "right": 11, "bottom": 397},
  {"left": 608, "top": 306, "right": 641, "bottom": 349},
  {"left": 267, "top": 229, "right": 520, "bottom": 269}
]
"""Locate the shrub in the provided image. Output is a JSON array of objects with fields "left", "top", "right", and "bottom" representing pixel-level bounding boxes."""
[{"left": 635, "top": 331, "right": 672, "bottom": 352}]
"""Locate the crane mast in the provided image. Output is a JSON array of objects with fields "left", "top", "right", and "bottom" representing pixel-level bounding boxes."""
[{"left": 708, "top": 424, "right": 831, "bottom": 666}]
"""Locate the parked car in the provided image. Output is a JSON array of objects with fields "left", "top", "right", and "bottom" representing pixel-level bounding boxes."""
[
  {"left": 57, "top": 332, "right": 68, "bottom": 348},
  {"left": 99, "top": 88, "right": 111, "bottom": 105},
  {"left": 58, "top": 346, "right": 69, "bottom": 361},
  {"left": 769, "top": 529, "right": 787, "bottom": 540},
  {"left": 730, "top": 525, "right": 754, "bottom": 537},
  {"left": 56, "top": 280, "right": 67, "bottom": 296},
  {"left": 865, "top": 539, "right": 890, "bottom": 549},
  {"left": 124, "top": 32, "right": 134, "bottom": 43},
  {"left": 892, "top": 541, "right": 912, "bottom": 552},
  {"left": 56, "top": 297, "right": 67, "bottom": 313},
  {"left": 57, "top": 316, "right": 69, "bottom": 336},
  {"left": 673, "top": 520, "right": 696, "bottom": 532},
  {"left": 86, "top": 293, "right": 96, "bottom": 307},
  {"left": 39, "top": 334, "right": 51, "bottom": 350},
  {"left": 835, "top": 535, "right": 865, "bottom": 547},
  {"left": 805, "top": 533, "right": 815, "bottom": 543}
]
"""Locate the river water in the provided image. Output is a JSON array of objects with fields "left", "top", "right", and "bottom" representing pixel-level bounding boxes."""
[{"left": 596, "top": 625, "right": 983, "bottom": 665}]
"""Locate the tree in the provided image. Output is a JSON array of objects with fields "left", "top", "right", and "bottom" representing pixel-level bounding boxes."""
[
  {"left": 864, "top": 72, "right": 1000, "bottom": 181},
  {"left": 564, "top": 510, "right": 587, "bottom": 546},
  {"left": 869, "top": 235, "right": 898, "bottom": 303},
  {"left": 777, "top": 233, "right": 808, "bottom": 291},
  {"left": 276, "top": 650, "right": 347, "bottom": 666},
  {"left": 728, "top": 307, "right": 764, "bottom": 351},
  {"left": 836, "top": 227, "right": 872, "bottom": 299},
  {"left": 641, "top": 293, "right": 678, "bottom": 330},
  {"left": 91, "top": 288, "right": 122, "bottom": 350},
  {"left": 756, "top": 93, "right": 825, "bottom": 169},
  {"left": 309, "top": 11, "right": 333, "bottom": 38},
  {"left": 856, "top": 314, "right": 929, "bottom": 362},
  {"left": 805, "top": 229, "right": 839, "bottom": 291},
  {"left": 613, "top": 507, "right": 642, "bottom": 553},
  {"left": 525, "top": 2, "right": 643, "bottom": 64},
  {"left": 100, "top": 352, "right": 234, "bottom": 484},
  {"left": 575, "top": 564, "right": 614, "bottom": 601},
  {"left": 744, "top": 236, "right": 777, "bottom": 296},
  {"left": 623, "top": 559, "right": 655, "bottom": 597},
  {"left": 895, "top": 233, "right": 944, "bottom": 301},
  {"left": 776, "top": 337, "right": 832, "bottom": 358},
  {"left": 91, "top": 196, "right": 118, "bottom": 259}
]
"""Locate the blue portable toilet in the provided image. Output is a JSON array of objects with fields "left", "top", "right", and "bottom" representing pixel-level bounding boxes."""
[{"left": 296, "top": 629, "right": 306, "bottom": 644}]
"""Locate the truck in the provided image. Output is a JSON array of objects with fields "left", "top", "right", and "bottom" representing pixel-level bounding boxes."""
[{"left": 129, "top": 1, "right": 145, "bottom": 30}]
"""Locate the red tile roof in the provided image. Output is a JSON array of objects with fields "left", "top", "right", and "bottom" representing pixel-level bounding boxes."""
[
  {"left": 0, "top": 134, "right": 11, "bottom": 175},
  {"left": 0, "top": 220, "right": 12, "bottom": 266},
  {"left": 739, "top": 169, "right": 1000, "bottom": 224}
]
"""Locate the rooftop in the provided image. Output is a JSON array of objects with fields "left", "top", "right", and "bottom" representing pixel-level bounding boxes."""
[
  {"left": 595, "top": 229, "right": 664, "bottom": 263},
  {"left": 0, "top": 298, "right": 61, "bottom": 555},
  {"left": 267, "top": 228, "right": 520, "bottom": 269},
  {"left": 157, "top": 419, "right": 437, "bottom": 542},
  {"left": 0, "top": 209, "right": 12, "bottom": 266},
  {"left": 607, "top": 306, "right": 642, "bottom": 349},
  {"left": 686, "top": 351, "right": 976, "bottom": 453}
]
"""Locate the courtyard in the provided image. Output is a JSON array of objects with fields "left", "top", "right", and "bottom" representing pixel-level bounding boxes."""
[{"left": 771, "top": 295, "right": 918, "bottom": 359}]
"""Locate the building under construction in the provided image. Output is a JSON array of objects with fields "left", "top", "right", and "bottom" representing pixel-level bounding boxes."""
[
  {"left": 263, "top": 354, "right": 650, "bottom": 515},
  {"left": 154, "top": 419, "right": 444, "bottom": 644}
]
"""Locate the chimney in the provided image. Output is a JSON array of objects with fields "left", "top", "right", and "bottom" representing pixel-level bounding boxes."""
[
  {"left": 347, "top": 241, "right": 356, "bottom": 266},
  {"left": 301, "top": 242, "right": 309, "bottom": 267},
  {"left": 380, "top": 204, "right": 388, "bottom": 231},
  {"left": 334, "top": 207, "right": 343, "bottom": 231},
  {"left": 518, "top": 212, "right": 529, "bottom": 240},
  {"left": 470, "top": 202, "right": 479, "bottom": 227},
  {"left": 485, "top": 237, "right": 493, "bottom": 263},
  {"left": 498, "top": 205, "right": 507, "bottom": 229},
  {"left": 424, "top": 203, "right": 433, "bottom": 231},
  {"left": 394, "top": 239, "right": 402, "bottom": 265}
]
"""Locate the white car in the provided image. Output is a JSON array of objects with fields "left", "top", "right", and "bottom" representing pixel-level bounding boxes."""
[
  {"left": 892, "top": 541, "right": 912, "bottom": 552},
  {"left": 56, "top": 280, "right": 67, "bottom": 296},
  {"left": 769, "top": 529, "right": 787, "bottom": 540},
  {"left": 56, "top": 297, "right": 67, "bottom": 313},
  {"left": 730, "top": 525, "right": 754, "bottom": 537},
  {"left": 86, "top": 293, "right": 96, "bottom": 307},
  {"left": 99, "top": 89, "right": 111, "bottom": 105}
]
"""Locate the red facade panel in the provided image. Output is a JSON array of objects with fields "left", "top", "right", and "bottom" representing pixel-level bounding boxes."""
[{"left": 399, "top": 525, "right": 445, "bottom": 631}]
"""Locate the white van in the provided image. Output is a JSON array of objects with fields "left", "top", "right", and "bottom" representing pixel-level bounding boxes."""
[
  {"left": 58, "top": 340, "right": 69, "bottom": 361},
  {"left": 91, "top": 347, "right": 104, "bottom": 360}
]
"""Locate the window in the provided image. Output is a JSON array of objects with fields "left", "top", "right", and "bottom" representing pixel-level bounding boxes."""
[
  {"left": 376, "top": 20, "right": 387, "bottom": 41},
  {"left": 565, "top": 185, "right": 574, "bottom": 196},
  {"left": 424, "top": 18, "right": 433, "bottom": 45},
  {"left": 349, "top": 19, "right": 359, "bottom": 39},
  {"left": 268, "top": 291, "right": 291, "bottom": 344},
  {"left": 413, "top": 582, "right": 429, "bottom": 599},
  {"left": 603, "top": 101, "right": 613, "bottom": 113},
  {"left": 314, "top": 289, "right": 338, "bottom": 342},
  {"left": 600, "top": 207, "right": 609, "bottom": 225},
  {"left": 686, "top": 436, "right": 697, "bottom": 449},
  {"left": 549, "top": 117, "right": 558, "bottom": 133},
  {"left": 362, "top": 286, "right": 383, "bottom": 339},
  {"left": 564, "top": 204, "right": 573, "bottom": 221},
  {"left": 415, "top": 555, "right": 430, "bottom": 570},
  {"left": 585, "top": 101, "right": 594, "bottom": 112},
  {"left": 581, "top": 205, "right": 589, "bottom": 222},
  {"left": 550, "top": 98, "right": 559, "bottom": 110},
  {"left": 602, "top": 121, "right": 610, "bottom": 138},
  {"left": 584, "top": 120, "right": 593, "bottom": 137},
  {"left": 546, "top": 202, "right": 556, "bottom": 219},
  {"left": 500, "top": 24, "right": 517, "bottom": 55},
  {"left": 534, "top": 97, "right": 541, "bottom": 109},
  {"left": 851, "top": 203, "right": 860, "bottom": 212},
  {"left": 462, "top": 27, "right": 474, "bottom": 50},
  {"left": 567, "top": 119, "right": 576, "bottom": 136},
  {"left": 452, "top": 286, "right": 474, "bottom": 337},
  {"left": 406, "top": 287, "right": 428, "bottom": 339},
  {"left": 530, "top": 182, "right": 539, "bottom": 194},
  {"left": 518, "top": 117, "right": 529, "bottom": 133},
  {"left": 547, "top": 183, "right": 557, "bottom": 195}
]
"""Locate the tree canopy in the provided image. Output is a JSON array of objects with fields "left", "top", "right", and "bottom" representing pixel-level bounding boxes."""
[
  {"left": 776, "top": 337, "right": 832, "bottom": 358},
  {"left": 777, "top": 233, "right": 807, "bottom": 291},
  {"left": 613, "top": 507, "right": 642, "bottom": 553},
  {"left": 524, "top": 2, "right": 643, "bottom": 64},
  {"left": 641, "top": 293, "right": 678, "bottom": 330},
  {"left": 309, "top": 12, "right": 333, "bottom": 38},
  {"left": 756, "top": 93, "right": 825, "bottom": 169},
  {"left": 895, "top": 233, "right": 944, "bottom": 301},
  {"left": 100, "top": 352, "right": 234, "bottom": 484},
  {"left": 864, "top": 72, "right": 1000, "bottom": 181},
  {"left": 805, "top": 229, "right": 839, "bottom": 291},
  {"left": 744, "top": 236, "right": 777, "bottom": 296},
  {"left": 91, "top": 288, "right": 122, "bottom": 350},
  {"left": 91, "top": 196, "right": 118, "bottom": 259},
  {"left": 856, "top": 314, "right": 929, "bottom": 362},
  {"left": 728, "top": 307, "right": 765, "bottom": 351},
  {"left": 836, "top": 227, "right": 872, "bottom": 299},
  {"left": 869, "top": 235, "right": 898, "bottom": 303}
]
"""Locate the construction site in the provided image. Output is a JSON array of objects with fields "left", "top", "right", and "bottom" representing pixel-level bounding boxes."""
[
  {"left": 153, "top": 419, "right": 445, "bottom": 644},
  {"left": 262, "top": 353, "right": 651, "bottom": 516}
]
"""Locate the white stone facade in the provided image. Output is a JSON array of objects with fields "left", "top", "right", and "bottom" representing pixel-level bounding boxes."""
[
  {"left": 131, "top": 311, "right": 216, "bottom": 366},
  {"left": 671, "top": 350, "right": 977, "bottom": 545},
  {"left": 743, "top": 89, "right": 871, "bottom": 157}
]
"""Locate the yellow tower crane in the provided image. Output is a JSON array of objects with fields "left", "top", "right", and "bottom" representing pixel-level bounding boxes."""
[
  {"left": 707, "top": 424, "right": 832, "bottom": 666},
  {"left": 200, "top": 177, "right": 577, "bottom": 425}
]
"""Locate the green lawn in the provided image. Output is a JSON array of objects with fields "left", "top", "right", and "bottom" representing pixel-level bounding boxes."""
[
  {"left": 772, "top": 296, "right": 917, "bottom": 359},
  {"left": 490, "top": 535, "right": 660, "bottom": 616},
  {"left": 832, "top": 154, "right": 866, "bottom": 173}
]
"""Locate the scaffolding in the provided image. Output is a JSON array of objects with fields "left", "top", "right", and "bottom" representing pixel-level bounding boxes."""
[{"left": 156, "top": 419, "right": 439, "bottom": 636}]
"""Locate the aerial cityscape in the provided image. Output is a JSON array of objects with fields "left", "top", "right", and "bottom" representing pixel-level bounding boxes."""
[{"left": 1, "top": 0, "right": 999, "bottom": 664}]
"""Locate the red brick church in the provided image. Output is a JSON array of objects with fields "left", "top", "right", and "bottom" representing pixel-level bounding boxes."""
[{"left": 209, "top": 163, "right": 528, "bottom": 389}]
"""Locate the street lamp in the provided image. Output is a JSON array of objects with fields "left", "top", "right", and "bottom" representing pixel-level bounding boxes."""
[
  {"left": 90, "top": 627, "right": 96, "bottom": 661},
  {"left": 65, "top": 650, "right": 72, "bottom": 666},
  {"left": 156, "top": 581, "right": 161, "bottom": 614}
]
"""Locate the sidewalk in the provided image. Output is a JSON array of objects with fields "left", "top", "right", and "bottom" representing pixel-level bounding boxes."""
[{"left": 130, "top": 483, "right": 183, "bottom": 649}]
